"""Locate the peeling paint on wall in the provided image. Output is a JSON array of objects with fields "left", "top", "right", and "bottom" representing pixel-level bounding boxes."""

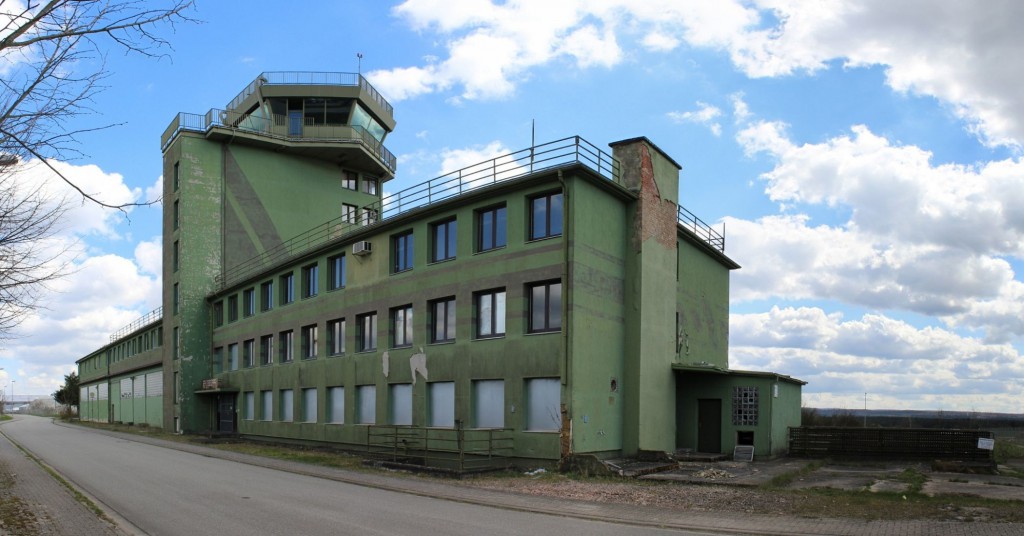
[
  {"left": 410, "top": 348, "right": 427, "bottom": 385},
  {"left": 382, "top": 351, "right": 390, "bottom": 378}
]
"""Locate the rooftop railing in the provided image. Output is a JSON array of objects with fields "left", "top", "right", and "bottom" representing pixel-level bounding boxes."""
[
  {"left": 678, "top": 205, "right": 725, "bottom": 252},
  {"left": 215, "top": 136, "right": 620, "bottom": 289},
  {"left": 160, "top": 108, "right": 397, "bottom": 173},
  {"left": 109, "top": 307, "right": 163, "bottom": 343},
  {"left": 225, "top": 71, "right": 394, "bottom": 117}
]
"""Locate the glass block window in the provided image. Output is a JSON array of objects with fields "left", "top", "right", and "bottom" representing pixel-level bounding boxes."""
[{"left": 732, "top": 386, "right": 759, "bottom": 426}]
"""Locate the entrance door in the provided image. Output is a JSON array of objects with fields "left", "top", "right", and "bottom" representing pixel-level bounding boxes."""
[
  {"left": 217, "top": 395, "right": 236, "bottom": 433},
  {"left": 697, "top": 399, "right": 722, "bottom": 453},
  {"left": 288, "top": 110, "right": 303, "bottom": 136}
]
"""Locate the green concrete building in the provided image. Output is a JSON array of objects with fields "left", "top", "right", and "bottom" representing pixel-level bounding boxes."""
[{"left": 77, "top": 72, "right": 803, "bottom": 466}]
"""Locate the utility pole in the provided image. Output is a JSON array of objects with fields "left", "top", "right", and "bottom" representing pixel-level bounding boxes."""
[{"left": 864, "top": 392, "right": 867, "bottom": 428}]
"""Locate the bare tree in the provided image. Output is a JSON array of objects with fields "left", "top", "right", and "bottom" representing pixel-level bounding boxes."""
[
  {"left": 0, "top": 170, "right": 71, "bottom": 337},
  {"left": 0, "top": 0, "right": 196, "bottom": 210}
]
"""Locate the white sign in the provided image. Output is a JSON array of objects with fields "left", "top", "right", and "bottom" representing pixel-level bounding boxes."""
[{"left": 977, "top": 438, "right": 995, "bottom": 450}]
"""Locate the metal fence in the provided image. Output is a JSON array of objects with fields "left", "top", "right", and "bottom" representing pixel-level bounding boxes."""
[
  {"left": 789, "top": 427, "right": 995, "bottom": 462},
  {"left": 678, "top": 205, "right": 725, "bottom": 252},
  {"left": 109, "top": 307, "right": 163, "bottom": 343},
  {"left": 366, "top": 423, "right": 513, "bottom": 473}
]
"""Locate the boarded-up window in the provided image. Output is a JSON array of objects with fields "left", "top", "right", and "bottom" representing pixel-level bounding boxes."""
[
  {"left": 146, "top": 371, "right": 163, "bottom": 397},
  {"left": 120, "top": 378, "right": 133, "bottom": 399},
  {"left": 472, "top": 380, "right": 504, "bottom": 429},
  {"left": 98, "top": 383, "right": 108, "bottom": 401}
]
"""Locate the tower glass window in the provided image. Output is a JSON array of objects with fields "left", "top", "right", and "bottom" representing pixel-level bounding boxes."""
[
  {"left": 302, "top": 263, "right": 318, "bottom": 298},
  {"left": 529, "top": 191, "right": 563, "bottom": 240},
  {"left": 327, "top": 318, "right": 345, "bottom": 356},
  {"left": 280, "top": 273, "right": 294, "bottom": 304},
  {"left": 243, "top": 288, "right": 255, "bottom": 317},
  {"left": 260, "top": 335, "right": 273, "bottom": 366},
  {"left": 341, "top": 170, "right": 357, "bottom": 190},
  {"left": 301, "top": 324, "right": 318, "bottom": 359},
  {"left": 260, "top": 281, "right": 274, "bottom": 311},
  {"left": 279, "top": 330, "right": 294, "bottom": 363}
]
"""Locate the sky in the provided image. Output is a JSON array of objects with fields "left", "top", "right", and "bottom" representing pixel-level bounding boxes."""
[{"left": 3, "top": 0, "right": 1023, "bottom": 413}]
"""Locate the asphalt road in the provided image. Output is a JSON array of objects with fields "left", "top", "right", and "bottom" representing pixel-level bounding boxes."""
[{"left": 3, "top": 416, "right": 708, "bottom": 536}]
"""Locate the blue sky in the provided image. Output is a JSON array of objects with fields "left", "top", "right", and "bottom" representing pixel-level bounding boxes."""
[{"left": 5, "top": 0, "right": 1024, "bottom": 413}]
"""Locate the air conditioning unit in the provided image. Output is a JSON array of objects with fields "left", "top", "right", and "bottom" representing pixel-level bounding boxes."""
[{"left": 352, "top": 241, "right": 372, "bottom": 256}]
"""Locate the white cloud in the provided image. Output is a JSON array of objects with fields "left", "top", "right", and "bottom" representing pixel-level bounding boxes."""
[
  {"left": 729, "top": 121, "right": 1024, "bottom": 342},
  {"left": 731, "top": 306, "right": 1024, "bottom": 412},
  {"left": 667, "top": 102, "right": 723, "bottom": 136},
  {"left": 134, "top": 237, "right": 162, "bottom": 277},
  {"left": 145, "top": 175, "right": 163, "bottom": 204},
  {"left": 379, "top": 1, "right": 1024, "bottom": 147}
]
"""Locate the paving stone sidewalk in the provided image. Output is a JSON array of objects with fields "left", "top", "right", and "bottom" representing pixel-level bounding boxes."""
[{"left": 0, "top": 423, "right": 123, "bottom": 536}]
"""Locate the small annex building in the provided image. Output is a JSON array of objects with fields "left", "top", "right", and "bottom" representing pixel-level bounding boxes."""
[{"left": 76, "top": 72, "right": 804, "bottom": 466}]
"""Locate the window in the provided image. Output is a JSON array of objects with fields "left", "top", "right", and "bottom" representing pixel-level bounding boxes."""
[
  {"left": 260, "top": 335, "right": 274, "bottom": 366},
  {"left": 260, "top": 390, "right": 272, "bottom": 421},
  {"left": 391, "top": 305, "right": 413, "bottom": 348},
  {"left": 243, "top": 287, "right": 255, "bottom": 317},
  {"left": 228, "top": 343, "right": 238, "bottom": 371},
  {"left": 243, "top": 339, "right": 255, "bottom": 368},
  {"left": 341, "top": 170, "right": 357, "bottom": 190},
  {"left": 280, "top": 389, "right": 294, "bottom": 422},
  {"left": 243, "top": 392, "right": 254, "bottom": 420},
  {"left": 529, "top": 191, "right": 563, "bottom": 240},
  {"left": 389, "top": 384, "right": 412, "bottom": 425},
  {"left": 173, "top": 200, "right": 179, "bottom": 230},
  {"left": 357, "top": 312, "right": 377, "bottom": 352},
  {"left": 260, "top": 281, "right": 274, "bottom": 311},
  {"left": 327, "top": 318, "right": 345, "bottom": 356},
  {"left": 361, "top": 208, "right": 378, "bottom": 225},
  {"left": 280, "top": 273, "right": 294, "bottom": 305},
  {"left": 227, "top": 295, "right": 238, "bottom": 322},
  {"left": 528, "top": 281, "right": 562, "bottom": 333},
  {"left": 476, "top": 289, "right": 506, "bottom": 338},
  {"left": 328, "top": 386, "right": 345, "bottom": 424},
  {"left": 477, "top": 205, "right": 507, "bottom": 251},
  {"left": 213, "top": 347, "right": 224, "bottom": 373},
  {"left": 526, "top": 378, "right": 560, "bottom": 431},
  {"left": 357, "top": 385, "right": 376, "bottom": 424},
  {"left": 430, "top": 297, "right": 456, "bottom": 343},
  {"left": 279, "top": 330, "right": 294, "bottom": 363},
  {"left": 173, "top": 283, "right": 179, "bottom": 315},
  {"left": 328, "top": 254, "right": 346, "bottom": 290},
  {"left": 342, "top": 203, "right": 358, "bottom": 223},
  {"left": 362, "top": 176, "right": 378, "bottom": 195},
  {"left": 392, "top": 230, "right": 414, "bottom": 273},
  {"left": 214, "top": 301, "right": 224, "bottom": 327},
  {"left": 301, "top": 324, "right": 318, "bottom": 359},
  {"left": 173, "top": 241, "right": 179, "bottom": 272},
  {"left": 173, "top": 162, "right": 179, "bottom": 191},
  {"left": 173, "top": 327, "right": 180, "bottom": 358},
  {"left": 431, "top": 218, "right": 457, "bottom": 262},
  {"left": 428, "top": 382, "right": 455, "bottom": 428},
  {"left": 302, "top": 263, "right": 318, "bottom": 298},
  {"left": 302, "top": 388, "right": 317, "bottom": 423},
  {"left": 732, "top": 387, "right": 759, "bottom": 426},
  {"left": 472, "top": 380, "right": 504, "bottom": 428}
]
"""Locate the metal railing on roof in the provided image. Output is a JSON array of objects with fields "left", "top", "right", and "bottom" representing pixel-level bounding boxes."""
[
  {"left": 109, "top": 307, "right": 162, "bottom": 343},
  {"left": 678, "top": 205, "right": 725, "bottom": 252},
  {"left": 160, "top": 108, "right": 397, "bottom": 173},
  {"left": 215, "top": 136, "right": 620, "bottom": 289},
  {"left": 225, "top": 71, "right": 394, "bottom": 117}
]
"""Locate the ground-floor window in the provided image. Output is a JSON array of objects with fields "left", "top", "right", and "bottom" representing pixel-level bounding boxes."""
[
  {"left": 732, "top": 386, "right": 759, "bottom": 426},
  {"left": 260, "top": 390, "right": 272, "bottom": 421},
  {"left": 280, "top": 389, "right": 294, "bottom": 422},
  {"left": 328, "top": 386, "right": 345, "bottom": 424},
  {"left": 389, "top": 383, "right": 412, "bottom": 425},
  {"left": 428, "top": 382, "right": 455, "bottom": 428},
  {"left": 525, "top": 378, "right": 560, "bottom": 431},
  {"left": 302, "top": 388, "right": 317, "bottom": 423},
  {"left": 472, "top": 379, "right": 504, "bottom": 429},
  {"left": 243, "top": 392, "right": 254, "bottom": 420},
  {"left": 357, "top": 385, "right": 376, "bottom": 424}
]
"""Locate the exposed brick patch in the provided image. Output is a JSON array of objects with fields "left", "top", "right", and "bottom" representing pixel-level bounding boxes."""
[{"left": 636, "top": 144, "right": 678, "bottom": 250}]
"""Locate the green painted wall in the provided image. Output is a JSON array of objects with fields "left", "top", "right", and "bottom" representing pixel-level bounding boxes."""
[
  {"left": 566, "top": 177, "right": 629, "bottom": 456},
  {"left": 676, "top": 235, "right": 732, "bottom": 368}
]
